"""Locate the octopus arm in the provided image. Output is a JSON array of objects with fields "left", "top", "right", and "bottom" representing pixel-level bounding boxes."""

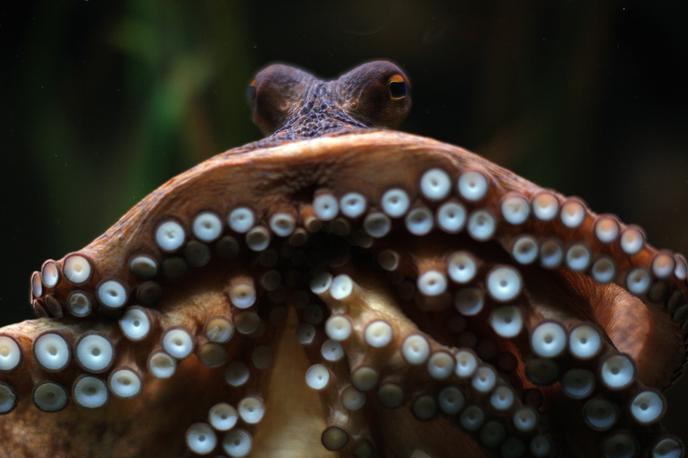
[{"left": 1, "top": 131, "right": 686, "bottom": 457}]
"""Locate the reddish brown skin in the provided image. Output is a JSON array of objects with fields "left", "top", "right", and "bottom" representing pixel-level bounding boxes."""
[{"left": 0, "top": 62, "right": 686, "bottom": 457}]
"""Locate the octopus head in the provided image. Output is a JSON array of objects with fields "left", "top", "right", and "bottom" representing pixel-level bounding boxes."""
[{"left": 248, "top": 61, "right": 411, "bottom": 137}]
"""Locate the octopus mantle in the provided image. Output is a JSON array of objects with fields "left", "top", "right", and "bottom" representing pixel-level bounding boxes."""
[{"left": 0, "top": 130, "right": 687, "bottom": 458}]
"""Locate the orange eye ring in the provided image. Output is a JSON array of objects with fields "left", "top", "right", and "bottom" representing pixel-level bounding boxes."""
[{"left": 387, "top": 74, "right": 408, "bottom": 100}]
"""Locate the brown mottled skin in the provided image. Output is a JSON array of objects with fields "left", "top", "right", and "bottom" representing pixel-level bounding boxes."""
[
  {"left": 0, "top": 61, "right": 686, "bottom": 458},
  {"left": 250, "top": 60, "right": 410, "bottom": 143}
]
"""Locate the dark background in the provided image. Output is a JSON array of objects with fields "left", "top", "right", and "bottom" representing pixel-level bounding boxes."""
[{"left": 1, "top": 0, "right": 687, "bottom": 441}]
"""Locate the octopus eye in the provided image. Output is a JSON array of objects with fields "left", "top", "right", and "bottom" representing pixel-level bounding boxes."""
[{"left": 387, "top": 74, "right": 407, "bottom": 100}]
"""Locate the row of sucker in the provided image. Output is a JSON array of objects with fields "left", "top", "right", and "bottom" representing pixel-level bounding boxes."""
[
  {"left": 29, "top": 166, "right": 688, "bottom": 319},
  {"left": 11, "top": 159, "right": 687, "bottom": 457},
  {"left": 307, "top": 268, "right": 554, "bottom": 457}
]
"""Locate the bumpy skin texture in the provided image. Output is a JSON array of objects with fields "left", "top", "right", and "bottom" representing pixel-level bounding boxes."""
[{"left": 0, "top": 62, "right": 687, "bottom": 458}]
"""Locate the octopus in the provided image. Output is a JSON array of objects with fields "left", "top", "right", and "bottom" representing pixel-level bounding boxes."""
[{"left": 0, "top": 60, "right": 686, "bottom": 458}]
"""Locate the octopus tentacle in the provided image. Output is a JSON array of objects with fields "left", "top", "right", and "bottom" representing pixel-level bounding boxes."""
[
  {"left": 311, "top": 266, "right": 535, "bottom": 456},
  {"left": 2, "top": 340, "right": 229, "bottom": 455},
  {"left": 363, "top": 235, "right": 675, "bottom": 456},
  {"left": 2, "top": 130, "right": 686, "bottom": 457}
]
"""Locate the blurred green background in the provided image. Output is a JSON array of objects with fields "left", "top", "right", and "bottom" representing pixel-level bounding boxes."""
[{"left": 1, "top": 0, "right": 687, "bottom": 442}]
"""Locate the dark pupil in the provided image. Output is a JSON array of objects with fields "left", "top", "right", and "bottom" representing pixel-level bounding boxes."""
[
  {"left": 245, "top": 85, "right": 257, "bottom": 106},
  {"left": 389, "top": 81, "right": 407, "bottom": 99}
]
